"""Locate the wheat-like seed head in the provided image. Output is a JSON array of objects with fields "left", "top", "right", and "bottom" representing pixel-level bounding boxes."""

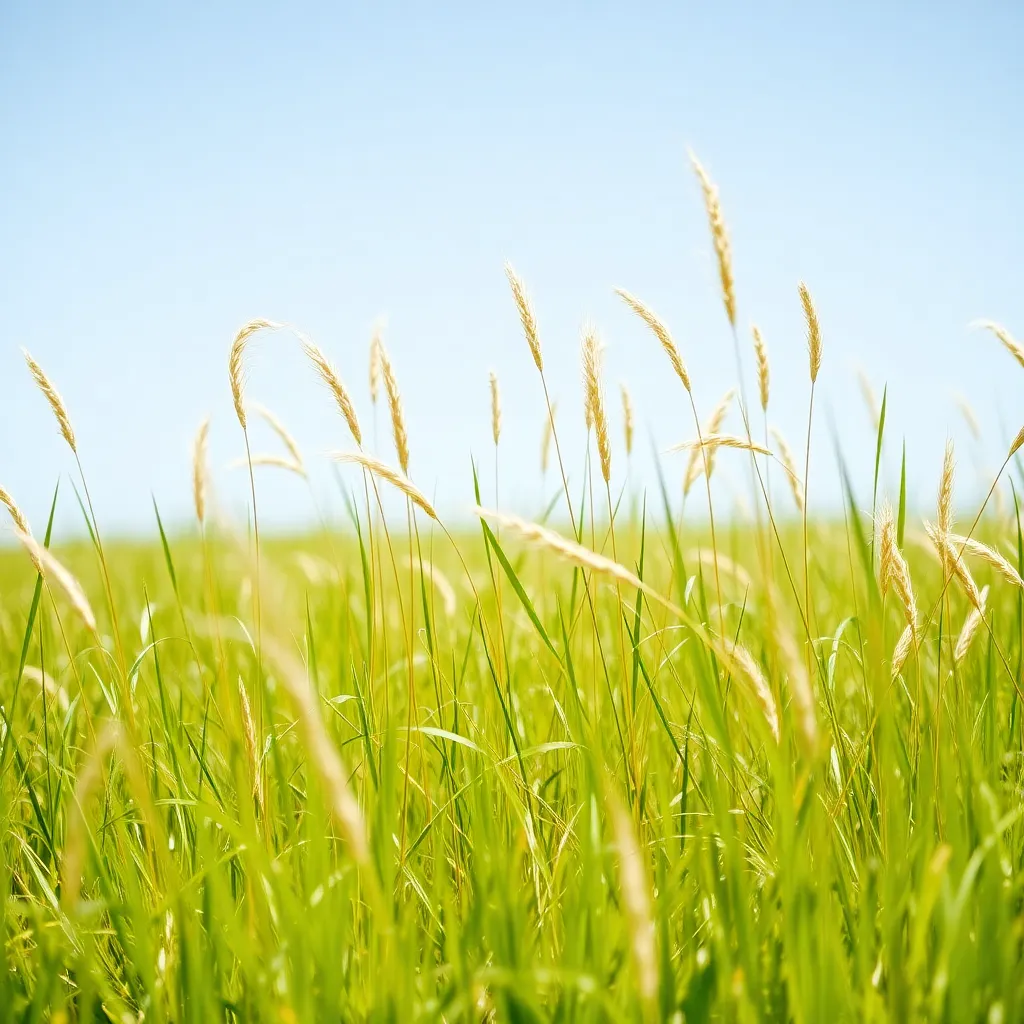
[
  {"left": 770, "top": 427, "right": 805, "bottom": 513},
  {"left": 192, "top": 417, "right": 210, "bottom": 526},
  {"left": 689, "top": 152, "right": 736, "bottom": 328},
  {"left": 15, "top": 531, "right": 96, "bottom": 633},
  {"left": 926, "top": 522, "right": 983, "bottom": 611},
  {"left": 504, "top": 262, "right": 543, "bottom": 372},
  {"left": 946, "top": 533, "right": 1024, "bottom": 590},
  {"left": 620, "top": 382, "right": 634, "bottom": 457},
  {"left": 237, "top": 677, "right": 265, "bottom": 813},
  {"left": 1009, "top": 425, "right": 1024, "bottom": 458},
  {"left": 938, "top": 439, "right": 955, "bottom": 538},
  {"left": 877, "top": 501, "right": 895, "bottom": 599},
  {"left": 250, "top": 401, "right": 305, "bottom": 469},
  {"left": 722, "top": 640, "right": 780, "bottom": 742},
  {"left": 798, "top": 283, "right": 822, "bottom": 384},
  {"left": 752, "top": 325, "right": 769, "bottom": 412},
  {"left": 489, "top": 370, "right": 501, "bottom": 447},
  {"left": 228, "top": 319, "right": 280, "bottom": 431},
  {"left": 683, "top": 389, "right": 734, "bottom": 495},
  {"left": 976, "top": 320, "right": 1024, "bottom": 371},
  {"left": 541, "top": 403, "right": 557, "bottom": 474},
  {"left": 22, "top": 349, "right": 77, "bottom": 453},
  {"left": 877, "top": 501, "right": 917, "bottom": 632},
  {"left": 891, "top": 623, "right": 915, "bottom": 678},
  {"left": 581, "top": 325, "right": 611, "bottom": 484},
  {"left": 614, "top": 288, "right": 691, "bottom": 392},
  {"left": 302, "top": 339, "right": 363, "bottom": 447},
  {"left": 0, "top": 485, "right": 31, "bottom": 536},
  {"left": 377, "top": 342, "right": 409, "bottom": 473},
  {"left": 369, "top": 320, "right": 385, "bottom": 405},
  {"left": 954, "top": 585, "right": 988, "bottom": 663},
  {"left": 332, "top": 452, "right": 436, "bottom": 520},
  {"left": 607, "top": 789, "right": 658, "bottom": 1005}
]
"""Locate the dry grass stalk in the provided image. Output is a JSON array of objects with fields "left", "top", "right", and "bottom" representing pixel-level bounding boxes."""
[
  {"left": 489, "top": 371, "right": 501, "bottom": 446},
  {"left": 22, "top": 349, "right": 77, "bottom": 453},
  {"left": 250, "top": 401, "right": 305, "bottom": 469},
  {"left": 752, "top": 325, "right": 769, "bottom": 412},
  {"left": 192, "top": 418, "right": 210, "bottom": 525},
  {"left": 954, "top": 585, "right": 988, "bottom": 663},
  {"left": 771, "top": 428, "right": 804, "bottom": 512},
  {"left": 682, "top": 389, "right": 734, "bottom": 496},
  {"left": 615, "top": 289, "right": 691, "bottom": 392},
  {"left": 946, "top": 533, "right": 1023, "bottom": 589},
  {"left": 891, "top": 623, "right": 915, "bottom": 678},
  {"left": 237, "top": 677, "right": 265, "bottom": 813},
  {"left": 798, "top": 283, "right": 822, "bottom": 383},
  {"left": 302, "top": 340, "right": 362, "bottom": 447},
  {"left": 607, "top": 789, "right": 658, "bottom": 1006},
  {"left": 621, "top": 383, "right": 634, "bottom": 457},
  {"left": 228, "top": 319, "right": 280, "bottom": 431},
  {"left": 15, "top": 531, "right": 96, "bottom": 633},
  {"left": 505, "top": 263, "right": 543, "bottom": 372},
  {"left": 689, "top": 153, "right": 736, "bottom": 327},
  {"left": 332, "top": 452, "right": 437, "bottom": 521},
  {"left": 976, "top": 320, "right": 1024, "bottom": 371},
  {"left": 378, "top": 342, "right": 410, "bottom": 473},
  {"left": 581, "top": 326, "right": 611, "bottom": 484},
  {"left": 722, "top": 640, "right": 780, "bottom": 742}
]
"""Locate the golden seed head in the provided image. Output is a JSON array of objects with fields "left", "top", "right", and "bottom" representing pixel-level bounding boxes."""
[
  {"left": 541, "top": 403, "right": 557, "bottom": 475},
  {"left": 954, "top": 585, "right": 988, "bottom": 663},
  {"left": 505, "top": 262, "right": 543, "bottom": 372},
  {"left": 798, "top": 282, "right": 822, "bottom": 384},
  {"left": 228, "top": 319, "right": 280, "bottom": 431},
  {"left": 489, "top": 370, "right": 501, "bottom": 447},
  {"left": 891, "top": 623, "right": 915, "bottom": 678},
  {"left": 302, "top": 340, "right": 362, "bottom": 447},
  {"left": 0, "top": 485, "right": 31, "bottom": 537},
  {"left": 751, "top": 325, "right": 769, "bottom": 412},
  {"left": 332, "top": 451, "right": 436, "bottom": 521},
  {"left": 615, "top": 288, "right": 691, "bottom": 393},
  {"left": 369, "top": 321, "right": 385, "bottom": 405},
  {"left": 690, "top": 152, "right": 736, "bottom": 328},
  {"left": 620, "top": 382, "right": 634, "bottom": 457},
  {"left": 377, "top": 342, "right": 409, "bottom": 473},
  {"left": 938, "top": 439, "right": 955, "bottom": 538},
  {"left": 581, "top": 324, "right": 611, "bottom": 484},
  {"left": 976, "top": 319, "right": 1024, "bottom": 371},
  {"left": 15, "top": 531, "right": 96, "bottom": 633},
  {"left": 192, "top": 417, "right": 210, "bottom": 526},
  {"left": 1009, "top": 425, "right": 1024, "bottom": 458},
  {"left": 22, "top": 348, "right": 77, "bottom": 454},
  {"left": 683, "top": 389, "right": 734, "bottom": 496}
]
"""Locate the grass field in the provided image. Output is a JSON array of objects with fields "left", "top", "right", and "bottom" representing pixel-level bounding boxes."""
[{"left": 4, "top": 168, "right": 1024, "bottom": 1022}]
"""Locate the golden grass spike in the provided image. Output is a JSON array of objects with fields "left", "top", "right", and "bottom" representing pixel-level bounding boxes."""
[
  {"left": 250, "top": 401, "right": 305, "bottom": 469},
  {"left": 674, "top": 434, "right": 770, "bottom": 457},
  {"left": 1009, "top": 425, "right": 1024, "bottom": 458},
  {"left": 614, "top": 288, "right": 691, "bottom": 392},
  {"left": 237, "top": 677, "right": 265, "bottom": 814},
  {"left": 228, "top": 319, "right": 280, "bottom": 431},
  {"left": 878, "top": 501, "right": 917, "bottom": 631},
  {"left": 683, "top": 389, "right": 734, "bottom": 496},
  {"left": 192, "top": 417, "right": 210, "bottom": 526},
  {"left": 581, "top": 325, "right": 611, "bottom": 484},
  {"left": 607, "top": 789, "right": 658, "bottom": 1006},
  {"left": 771, "top": 427, "right": 804, "bottom": 513},
  {"left": 975, "top": 319, "right": 1024, "bottom": 371},
  {"left": 752, "top": 325, "right": 769, "bottom": 412},
  {"left": 689, "top": 152, "right": 736, "bottom": 328},
  {"left": 891, "top": 623, "right": 915, "bottom": 678},
  {"left": 947, "top": 533, "right": 1024, "bottom": 589},
  {"left": 926, "top": 523, "right": 983, "bottom": 610},
  {"left": 504, "top": 262, "right": 543, "bottom": 372},
  {"left": 332, "top": 452, "right": 437, "bottom": 521},
  {"left": 541, "top": 402, "right": 557, "bottom": 474},
  {"left": 377, "top": 341, "right": 409, "bottom": 473},
  {"left": 229, "top": 454, "right": 308, "bottom": 478},
  {"left": 473, "top": 507, "right": 652, "bottom": 595},
  {"left": 877, "top": 501, "right": 895, "bottom": 599},
  {"left": 489, "top": 370, "right": 501, "bottom": 447},
  {"left": 14, "top": 531, "right": 96, "bottom": 633},
  {"left": 954, "top": 585, "right": 988, "bottom": 663},
  {"left": 369, "top": 320, "right": 385, "bottom": 405},
  {"left": 22, "top": 349, "right": 77, "bottom": 453},
  {"left": 0, "top": 485, "right": 31, "bottom": 536},
  {"left": 620, "top": 382, "right": 634, "bottom": 457},
  {"left": 938, "top": 439, "right": 955, "bottom": 538},
  {"left": 722, "top": 640, "right": 780, "bottom": 742},
  {"left": 302, "top": 339, "right": 363, "bottom": 446},
  {"left": 798, "top": 282, "right": 822, "bottom": 383}
]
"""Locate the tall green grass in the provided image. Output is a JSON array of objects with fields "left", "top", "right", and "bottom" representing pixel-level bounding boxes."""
[{"left": 3, "top": 178, "right": 1024, "bottom": 1022}]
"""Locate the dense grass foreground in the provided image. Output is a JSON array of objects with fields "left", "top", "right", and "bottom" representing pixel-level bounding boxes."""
[{"left": 4, "top": 170, "right": 1024, "bottom": 1022}]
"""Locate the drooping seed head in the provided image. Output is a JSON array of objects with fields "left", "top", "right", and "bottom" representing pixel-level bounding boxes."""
[
  {"left": 302, "top": 339, "right": 362, "bottom": 446},
  {"left": 1009, "top": 425, "right": 1024, "bottom": 458},
  {"left": 505, "top": 262, "right": 543, "bottom": 372},
  {"left": 22, "top": 349, "right": 77, "bottom": 454},
  {"left": 228, "top": 319, "right": 280, "bottom": 431},
  {"left": 15, "top": 531, "right": 96, "bottom": 633},
  {"left": 683, "top": 389, "right": 734, "bottom": 496},
  {"left": 798, "top": 283, "right": 822, "bottom": 384},
  {"left": 975, "top": 319, "right": 1024, "bottom": 371},
  {"left": 689, "top": 152, "right": 736, "bottom": 328},
  {"left": 377, "top": 341, "right": 409, "bottom": 473},
  {"left": 0, "top": 485, "right": 31, "bottom": 536},
  {"left": 615, "top": 288, "right": 691, "bottom": 393},
  {"left": 332, "top": 451, "right": 436, "bottom": 520}
]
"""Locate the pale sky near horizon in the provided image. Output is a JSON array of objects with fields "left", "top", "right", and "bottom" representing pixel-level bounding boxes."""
[{"left": 2, "top": 2, "right": 1023, "bottom": 538}]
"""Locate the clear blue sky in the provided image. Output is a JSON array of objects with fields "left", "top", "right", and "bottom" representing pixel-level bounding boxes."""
[{"left": 2, "top": 2, "right": 1022, "bottom": 536}]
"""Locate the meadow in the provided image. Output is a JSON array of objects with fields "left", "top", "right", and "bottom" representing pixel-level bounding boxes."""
[{"left": 3, "top": 160, "right": 1024, "bottom": 1022}]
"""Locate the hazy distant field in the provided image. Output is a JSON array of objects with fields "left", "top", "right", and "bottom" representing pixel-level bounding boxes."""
[{"left": 3, "top": 164, "right": 1024, "bottom": 1022}]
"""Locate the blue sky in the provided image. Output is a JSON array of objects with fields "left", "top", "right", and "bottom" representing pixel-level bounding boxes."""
[{"left": 2, "top": 2, "right": 1022, "bottom": 536}]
